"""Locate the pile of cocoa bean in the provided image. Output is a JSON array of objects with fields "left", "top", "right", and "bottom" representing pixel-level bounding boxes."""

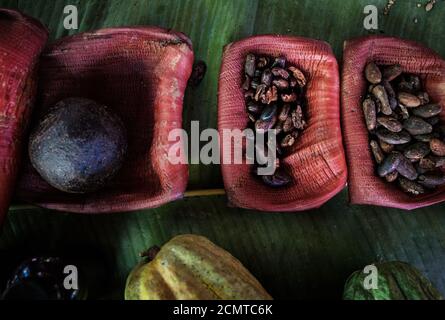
[
  {"left": 363, "top": 61, "right": 445, "bottom": 195},
  {"left": 242, "top": 54, "right": 307, "bottom": 187}
]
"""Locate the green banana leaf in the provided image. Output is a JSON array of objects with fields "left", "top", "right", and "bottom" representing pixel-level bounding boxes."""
[{"left": 1, "top": 0, "right": 445, "bottom": 299}]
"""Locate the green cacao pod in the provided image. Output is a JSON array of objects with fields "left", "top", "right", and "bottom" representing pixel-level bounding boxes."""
[
  {"left": 125, "top": 234, "right": 272, "bottom": 300},
  {"left": 343, "top": 261, "right": 443, "bottom": 300}
]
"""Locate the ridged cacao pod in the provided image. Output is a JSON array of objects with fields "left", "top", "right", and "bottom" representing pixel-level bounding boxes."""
[
  {"left": 15, "top": 26, "right": 194, "bottom": 213},
  {"left": 218, "top": 35, "right": 347, "bottom": 212},
  {"left": 0, "top": 9, "right": 48, "bottom": 226},
  {"left": 125, "top": 234, "right": 272, "bottom": 300},
  {"left": 343, "top": 261, "right": 443, "bottom": 300},
  {"left": 342, "top": 35, "right": 445, "bottom": 210}
]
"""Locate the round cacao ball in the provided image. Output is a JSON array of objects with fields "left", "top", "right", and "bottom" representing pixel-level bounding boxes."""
[{"left": 29, "top": 98, "right": 127, "bottom": 193}]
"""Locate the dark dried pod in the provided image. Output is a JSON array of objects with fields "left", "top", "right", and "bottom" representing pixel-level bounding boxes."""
[
  {"left": 376, "top": 128, "right": 411, "bottom": 145},
  {"left": 398, "top": 92, "right": 421, "bottom": 108},
  {"left": 430, "top": 138, "right": 445, "bottom": 156},
  {"left": 365, "top": 61, "right": 382, "bottom": 84},
  {"left": 261, "top": 168, "right": 291, "bottom": 188},
  {"left": 403, "top": 116, "right": 433, "bottom": 135},
  {"left": 418, "top": 174, "right": 445, "bottom": 188},
  {"left": 288, "top": 66, "right": 307, "bottom": 87},
  {"left": 372, "top": 85, "right": 392, "bottom": 115},
  {"left": 281, "top": 92, "right": 298, "bottom": 103},
  {"left": 385, "top": 171, "right": 399, "bottom": 183},
  {"left": 245, "top": 54, "right": 256, "bottom": 77},
  {"left": 396, "top": 155, "right": 418, "bottom": 181},
  {"left": 370, "top": 140, "right": 385, "bottom": 164},
  {"left": 403, "top": 142, "right": 430, "bottom": 160},
  {"left": 382, "top": 64, "right": 402, "bottom": 81},
  {"left": 261, "top": 69, "right": 273, "bottom": 86},
  {"left": 362, "top": 98, "right": 377, "bottom": 131},
  {"left": 398, "top": 177, "right": 425, "bottom": 195},
  {"left": 29, "top": 98, "right": 128, "bottom": 194},
  {"left": 377, "top": 116, "right": 402, "bottom": 133},
  {"left": 271, "top": 67, "right": 290, "bottom": 79},
  {"left": 377, "top": 151, "right": 402, "bottom": 177},
  {"left": 412, "top": 103, "right": 442, "bottom": 118}
]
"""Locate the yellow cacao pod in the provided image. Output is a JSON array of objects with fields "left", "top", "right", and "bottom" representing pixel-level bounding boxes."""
[{"left": 125, "top": 234, "right": 272, "bottom": 300}]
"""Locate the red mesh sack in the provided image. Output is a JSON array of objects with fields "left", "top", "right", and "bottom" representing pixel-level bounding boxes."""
[
  {"left": 0, "top": 9, "right": 48, "bottom": 225},
  {"left": 342, "top": 35, "right": 445, "bottom": 210},
  {"left": 218, "top": 35, "right": 347, "bottom": 212},
  {"left": 15, "top": 26, "right": 194, "bottom": 213}
]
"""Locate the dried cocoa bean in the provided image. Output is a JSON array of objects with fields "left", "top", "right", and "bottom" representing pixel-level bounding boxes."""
[
  {"left": 262, "top": 169, "right": 291, "bottom": 188},
  {"left": 288, "top": 66, "right": 307, "bottom": 87},
  {"left": 363, "top": 98, "right": 377, "bottom": 131},
  {"left": 278, "top": 104, "right": 291, "bottom": 121},
  {"left": 372, "top": 85, "right": 392, "bottom": 115},
  {"left": 378, "top": 152, "right": 402, "bottom": 177},
  {"left": 245, "top": 54, "right": 256, "bottom": 77},
  {"left": 291, "top": 105, "right": 306, "bottom": 130},
  {"left": 403, "top": 116, "right": 433, "bottom": 135},
  {"left": 382, "top": 64, "right": 402, "bottom": 81},
  {"left": 271, "top": 67, "right": 289, "bottom": 79},
  {"left": 396, "top": 155, "right": 418, "bottom": 181},
  {"left": 370, "top": 140, "right": 385, "bottom": 164},
  {"left": 261, "top": 69, "right": 273, "bottom": 86},
  {"left": 398, "top": 92, "right": 421, "bottom": 108},
  {"left": 385, "top": 171, "right": 399, "bottom": 182},
  {"left": 281, "top": 93, "right": 297, "bottom": 103},
  {"left": 365, "top": 62, "right": 382, "bottom": 84},
  {"left": 430, "top": 138, "right": 445, "bottom": 156},
  {"left": 377, "top": 116, "right": 402, "bottom": 133},
  {"left": 379, "top": 140, "right": 395, "bottom": 153},
  {"left": 376, "top": 128, "right": 411, "bottom": 145},
  {"left": 403, "top": 142, "right": 430, "bottom": 160},
  {"left": 418, "top": 174, "right": 445, "bottom": 188},
  {"left": 398, "top": 177, "right": 425, "bottom": 195},
  {"left": 412, "top": 103, "right": 442, "bottom": 118}
]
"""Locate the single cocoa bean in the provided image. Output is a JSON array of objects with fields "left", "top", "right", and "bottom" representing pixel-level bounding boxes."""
[
  {"left": 363, "top": 98, "right": 377, "bottom": 131},
  {"left": 430, "top": 138, "right": 445, "bottom": 156},
  {"left": 372, "top": 85, "right": 392, "bottom": 115},
  {"left": 376, "top": 128, "right": 411, "bottom": 145},
  {"left": 370, "top": 140, "right": 385, "bottom": 164},
  {"left": 398, "top": 177, "right": 425, "bottom": 195},
  {"left": 403, "top": 116, "right": 433, "bottom": 135},
  {"left": 377, "top": 151, "right": 402, "bottom": 177},
  {"left": 382, "top": 64, "right": 402, "bottom": 81},
  {"left": 403, "top": 142, "right": 430, "bottom": 160},
  {"left": 412, "top": 103, "right": 442, "bottom": 118},
  {"left": 377, "top": 116, "right": 402, "bottom": 132},
  {"left": 365, "top": 61, "right": 382, "bottom": 84},
  {"left": 398, "top": 92, "right": 421, "bottom": 107}
]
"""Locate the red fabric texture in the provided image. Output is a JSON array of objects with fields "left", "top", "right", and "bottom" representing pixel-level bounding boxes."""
[
  {"left": 0, "top": 9, "right": 48, "bottom": 225},
  {"left": 15, "top": 26, "right": 193, "bottom": 213},
  {"left": 342, "top": 35, "right": 445, "bottom": 210},
  {"left": 218, "top": 35, "right": 347, "bottom": 212}
]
